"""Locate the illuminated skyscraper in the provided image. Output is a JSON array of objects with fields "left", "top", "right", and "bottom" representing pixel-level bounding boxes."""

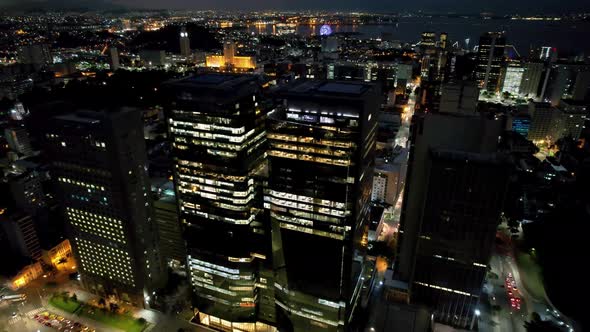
[
  {"left": 166, "top": 74, "right": 274, "bottom": 331},
  {"left": 180, "top": 27, "right": 191, "bottom": 57},
  {"left": 420, "top": 32, "right": 436, "bottom": 47},
  {"left": 47, "top": 109, "right": 165, "bottom": 306},
  {"left": 501, "top": 61, "right": 525, "bottom": 95},
  {"left": 439, "top": 32, "right": 448, "bottom": 49},
  {"left": 267, "top": 81, "right": 378, "bottom": 331},
  {"left": 394, "top": 111, "right": 509, "bottom": 328},
  {"left": 475, "top": 32, "right": 506, "bottom": 93}
]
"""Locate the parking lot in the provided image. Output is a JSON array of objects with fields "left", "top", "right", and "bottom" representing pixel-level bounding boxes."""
[{"left": 31, "top": 309, "right": 96, "bottom": 332}]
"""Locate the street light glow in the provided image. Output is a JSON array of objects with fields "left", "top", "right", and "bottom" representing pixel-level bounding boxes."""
[{"left": 475, "top": 309, "right": 481, "bottom": 316}]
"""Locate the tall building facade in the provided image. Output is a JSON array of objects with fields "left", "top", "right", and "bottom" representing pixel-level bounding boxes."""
[
  {"left": 47, "top": 109, "right": 165, "bottom": 306},
  {"left": 154, "top": 196, "right": 186, "bottom": 269},
  {"left": 5, "top": 126, "right": 33, "bottom": 157},
  {"left": 519, "top": 61, "right": 545, "bottom": 99},
  {"left": 527, "top": 102, "right": 562, "bottom": 142},
  {"left": 18, "top": 44, "right": 52, "bottom": 66},
  {"left": 475, "top": 32, "right": 506, "bottom": 93},
  {"left": 439, "top": 80, "right": 479, "bottom": 115},
  {"left": 501, "top": 61, "right": 524, "bottom": 95},
  {"left": 420, "top": 32, "right": 436, "bottom": 47},
  {"left": 395, "top": 111, "right": 509, "bottom": 328},
  {"left": 165, "top": 74, "right": 274, "bottom": 331},
  {"left": 267, "top": 81, "right": 378, "bottom": 331},
  {"left": 109, "top": 47, "right": 120, "bottom": 71},
  {"left": 180, "top": 27, "right": 191, "bottom": 57}
]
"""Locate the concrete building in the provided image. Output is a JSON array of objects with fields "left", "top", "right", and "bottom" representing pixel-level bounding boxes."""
[
  {"left": 18, "top": 44, "right": 52, "bottom": 66},
  {"left": 5, "top": 126, "right": 33, "bottom": 156},
  {"left": 394, "top": 112, "right": 509, "bottom": 328},
  {"left": 153, "top": 195, "right": 185, "bottom": 270},
  {"left": 527, "top": 102, "right": 563, "bottom": 143},
  {"left": 47, "top": 108, "right": 165, "bottom": 306},
  {"left": 519, "top": 61, "right": 545, "bottom": 99},
  {"left": 109, "top": 47, "right": 120, "bottom": 71},
  {"left": 140, "top": 49, "right": 167, "bottom": 67},
  {"left": 439, "top": 80, "right": 479, "bottom": 115},
  {"left": 556, "top": 99, "right": 588, "bottom": 140},
  {"left": 372, "top": 148, "right": 408, "bottom": 205},
  {"left": 0, "top": 211, "right": 42, "bottom": 260},
  {"left": 8, "top": 170, "right": 46, "bottom": 215}
]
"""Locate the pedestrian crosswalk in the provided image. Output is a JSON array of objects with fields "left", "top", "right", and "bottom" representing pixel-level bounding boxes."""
[
  {"left": 8, "top": 315, "right": 22, "bottom": 325},
  {"left": 26, "top": 307, "right": 46, "bottom": 317}
]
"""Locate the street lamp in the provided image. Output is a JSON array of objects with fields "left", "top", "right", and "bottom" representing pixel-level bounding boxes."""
[{"left": 470, "top": 309, "right": 481, "bottom": 330}]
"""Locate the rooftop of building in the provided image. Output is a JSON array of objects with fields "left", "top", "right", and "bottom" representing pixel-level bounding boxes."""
[
  {"left": 165, "top": 73, "right": 258, "bottom": 92},
  {"left": 559, "top": 99, "right": 589, "bottom": 107},
  {"left": 277, "top": 80, "right": 375, "bottom": 99},
  {"left": 54, "top": 107, "right": 137, "bottom": 125}
]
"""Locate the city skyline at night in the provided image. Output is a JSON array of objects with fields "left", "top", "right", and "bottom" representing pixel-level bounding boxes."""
[{"left": 0, "top": 4, "right": 588, "bottom": 332}]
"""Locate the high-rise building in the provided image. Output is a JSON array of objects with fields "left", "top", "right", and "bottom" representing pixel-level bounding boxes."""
[
  {"left": 539, "top": 46, "right": 557, "bottom": 62},
  {"left": 18, "top": 44, "right": 52, "bottom": 66},
  {"left": 519, "top": 61, "right": 545, "bottom": 99},
  {"left": 165, "top": 74, "right": 274, "bottom": 331},
  {"left": 139, "top": 49, "right": 166, "bottom": 67},
  {"left": 420, "top": 32, "right": 436, "bottom": 47},
  {"left": 439, "top": 32, "right": 448, "bottom": 49},
  {"left": 439, "top": 80, "right": 479, "bottom": 115},
  {"left": 501, "top": 61, "right": 524, "bottom": 95},
  {"left": 556, "top": 100, "right": 588, "bottom": 140},
  {"left": 47, "top": 109, "right": 165, "bottom": 306},
  {"left": 267, "top": 81, "right": 378, "bottom": 331},
  {"left": 475, "top": 32, "right": 506, "bottom": 93},
  {"left": 544, "top": 63, "right": 590, "bottom": 105},
  {"left": 372, "top": 148, "right": 408, "bottom": 205},
  {"left": 8, "top": 170, "right": 46, "bottom": 215},
  {"left": 153, "top": 195, "right": 185, "bottom": 270},
  {"left": 180, "top": 27, "right": 191, "bottom": 57},
  {"left": 109, "top": 47, "right": 120, "bottom": 71},
  {"left": 527, "top": 102, "right": 562, "bottom": 143},
  {"left": 0, "top": 210, "right": 42, "bottom": 260},
  {"left": 394, "top": 112, "right": 509, "bottom": 328},
  {"left": 5, "top": 126, "right": 33, "bottom": 157}
]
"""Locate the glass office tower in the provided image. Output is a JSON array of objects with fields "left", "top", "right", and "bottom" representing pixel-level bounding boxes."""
[
  {"left": 165, "top": 74, "right": 274, "bottom": 331},
  {"left": 475, "top": 32, "right": 506, "bottom": 93},
  {"left": 267, "top": 81, "right": 378, "bottom": 331}
]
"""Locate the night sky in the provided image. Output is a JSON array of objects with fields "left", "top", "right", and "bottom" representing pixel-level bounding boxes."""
[{"left": 108, "top": 0, "right": 590, "bottom": 13}]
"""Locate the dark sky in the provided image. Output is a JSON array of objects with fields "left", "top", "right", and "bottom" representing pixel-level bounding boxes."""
[{"left": 110, "top": 0, "right": 590, "bottom": 13}]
